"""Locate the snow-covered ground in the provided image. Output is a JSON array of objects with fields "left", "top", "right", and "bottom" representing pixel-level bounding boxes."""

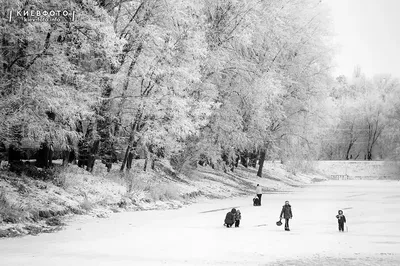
[
  {"left": 0, "top": 160, "right": 324, "bottom": 237},
  {"left": 1, "top": 180, "right": 399, "bottom": 265}
]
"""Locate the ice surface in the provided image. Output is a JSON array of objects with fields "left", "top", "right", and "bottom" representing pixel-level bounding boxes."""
[{"left": 0, "top": 180, "right": 399, "bottom": 265}]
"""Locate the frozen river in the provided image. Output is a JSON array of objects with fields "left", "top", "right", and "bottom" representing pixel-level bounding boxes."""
[{"left": 1, "top": 180, "right": 400, "bottom": 265}]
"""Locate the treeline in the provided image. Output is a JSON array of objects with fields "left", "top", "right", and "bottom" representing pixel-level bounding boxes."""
[
  {"left": 318, "top": 68, "right": 400, "bottom": 161},
  {"left": 0, "top": 0, "right": 398, "bottom": 178}
]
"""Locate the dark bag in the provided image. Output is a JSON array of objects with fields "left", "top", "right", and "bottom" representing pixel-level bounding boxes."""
[
  {"left": 276, "top": 219, "right": 282, "bottom": 226},
  {"left": 253, "top": 197, "right": 260, "bottom": 206}
]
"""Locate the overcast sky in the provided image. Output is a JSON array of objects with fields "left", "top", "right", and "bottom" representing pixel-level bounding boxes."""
[{"left": 326, "top": 0, "right": 400, "bottom": 79}]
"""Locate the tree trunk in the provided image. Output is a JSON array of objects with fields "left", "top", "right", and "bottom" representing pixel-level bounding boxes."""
[
  {"left": 62, "top": 150, "right": 70, "bottom": 166},
  {"left": 257, "top": 149, "right": 266, "bottom": 177},
  {"left": 240, "top": 155, "right": 248, "bottom": 167},
  {"left": 87, "top": 140, "right": 100, "bottom": 172},
  {"left": 43, "top": 144, "right": 49, "bottom": 168},
  {"left": 143, "top": 158, "right": 148, "bottom": 171},
  {"left": 367, "top": 150, "right": 372, "bottom": 160},
  {"left": 126, "top": 151, "right": 134, "bottom": 170},
  {"left": 36, "top": 142, "right": 50, "bottom": 168},
  {"left": 48, "top": 143, "right": 53, "bottom": 167},
  {"left": 143, "top": 145, "right": 149, "bottom": 171},
  {"left": 97, "top": 78, "right": 114, "bottom": 170},
  {"left": 249, "top": 151, "right": 258, "bottom": 168},
  {"left": 120, "top": 118, "right": 140, "bottom": 172},
  {"left": 120, "top": 145, "right": 131, "bottom": 172},
  {"left": 345, "top": 141, "right": 354, "bottom": 160}
]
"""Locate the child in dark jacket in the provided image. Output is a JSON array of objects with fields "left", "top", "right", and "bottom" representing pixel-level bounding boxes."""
[
  {"left": 336, "top": 210, "right": 346, "bottom": 232},
  {"left": 234, "top": 209, "right": 241, "bottom": 227},
  {"left": 280, "top": 201, "right": 293, "bottom": 231},
  {"left": 224, "top": 208, "right": 236, "bottom": 228}
]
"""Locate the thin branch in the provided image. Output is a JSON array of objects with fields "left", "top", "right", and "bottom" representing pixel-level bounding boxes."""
[
  {"left": 25, "top": 31, "right": 52, "bottom": 70},
  {"left": 120, "top": 1, "right": 145, "bottom": 39},
  {"left": 114, "top": 0, "right": 123, "bottom": 32}
]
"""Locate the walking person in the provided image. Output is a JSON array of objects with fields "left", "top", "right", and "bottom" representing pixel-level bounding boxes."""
[
  {"left": 256, "top": 184, "right": 262, "bottom": 206},
  {"left": 280, "top": 201, "right": 293, "bottom": 231},
  {"left": 336, "top": 210, "right": 347, "bottom": 232}
]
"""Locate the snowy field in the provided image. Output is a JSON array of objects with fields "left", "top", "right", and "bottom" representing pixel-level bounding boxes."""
[{"left": 1, "top": 180, "right": 400, "bottom": 266}]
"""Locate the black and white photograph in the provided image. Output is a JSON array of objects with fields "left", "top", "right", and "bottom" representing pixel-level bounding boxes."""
[{"left": 0, "top": 0, "right": 399, "bottom": 265}]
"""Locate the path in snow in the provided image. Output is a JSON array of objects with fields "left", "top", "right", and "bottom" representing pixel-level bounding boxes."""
[{"left": 1, "top": 180, "right": 400, "bottom": 265}]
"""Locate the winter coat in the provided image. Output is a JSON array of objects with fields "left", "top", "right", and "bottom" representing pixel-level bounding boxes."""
[
  {"left": 234, "top": 210, "right": 241, "bottom": 221},
  {"left": 256, "top": 186, "right": 262, "bottom": 194},
  {"left": 336, "top": 214, "right": 346, "bottom": 224},
  {"left": 225, "top": 212, "right": 235, "bottom": 224},
  {"left": 280, "top": 204, "right": 292, "bottom": 219}
]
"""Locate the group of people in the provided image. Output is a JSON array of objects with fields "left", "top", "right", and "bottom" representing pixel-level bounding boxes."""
[
  {"left": 224, "top": 208, "right": 241, "bottom": 227},
  {"left": 224, "top": 184, "right": 347, "bottom": 232}
]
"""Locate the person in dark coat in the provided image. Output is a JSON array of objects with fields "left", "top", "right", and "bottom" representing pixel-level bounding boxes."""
[
  {"left": 280, "top": 201, "right": 293, "bottom": 231},
  {"left": 336, "top": 210, "right": 347, "bottom": 232},
  {"left": 224, "top": 208, "right": 236, "bottom": 228},
  {"left": 255, "top": 184, "right": 262, "bottom": 205}
]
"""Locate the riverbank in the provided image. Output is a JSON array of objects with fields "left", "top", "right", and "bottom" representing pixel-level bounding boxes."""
[{"left": 0, "top": 160, "right": 324, "bottom": 238}]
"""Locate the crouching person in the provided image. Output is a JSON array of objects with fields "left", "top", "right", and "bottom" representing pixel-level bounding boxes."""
[{"left": 224, "top": 208, "right": 236, "bottom": 228}]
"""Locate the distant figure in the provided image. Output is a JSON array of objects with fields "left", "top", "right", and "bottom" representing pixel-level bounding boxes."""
[
  {"left": 253, "top": 196, "right": 260, "bottom": 206},
  {"left": 280, "top": 201, "right": 293, "bottom": 231},
  {"left": 234, "top": 209, "right": 241, "bottom": 227},
  {"left": 256, "top": 184, "right": 262, "bottom": 206},
  {"left": 224, "top": 208, "right": 236, "bottom": 228},
  {"left": 336, "top": 210, "right": 347, "bottom": 232}
]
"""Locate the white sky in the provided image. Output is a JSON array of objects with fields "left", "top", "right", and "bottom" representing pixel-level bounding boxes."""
[{"left": 326, "top": 0, "right": 400, "bottom": 79}]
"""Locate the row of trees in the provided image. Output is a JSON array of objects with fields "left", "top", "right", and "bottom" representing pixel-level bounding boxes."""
[
  {"left": 1, "top": 0, "right": 398, "bottom": 178},
  {"left": 318, "top": 69, "right": 400, "bottom": 161}
]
